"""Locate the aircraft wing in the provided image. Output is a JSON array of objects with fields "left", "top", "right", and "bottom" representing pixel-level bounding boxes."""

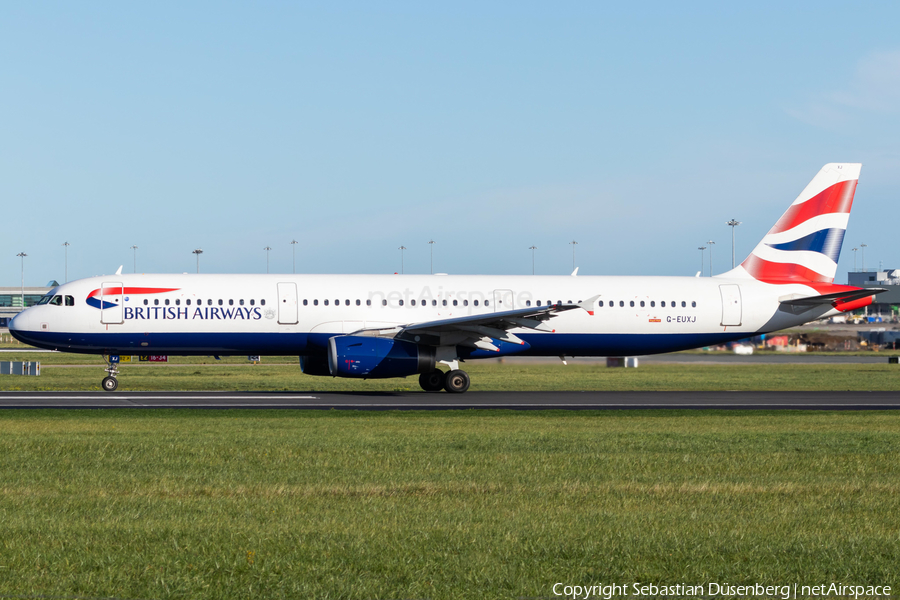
[{"left": 347, "top": 297, "right": 598, "bottom": 352}]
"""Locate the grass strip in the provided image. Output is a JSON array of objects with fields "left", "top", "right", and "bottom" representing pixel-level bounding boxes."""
[{"left": 0, "top": 410, "right": 897, "bottom": 599}]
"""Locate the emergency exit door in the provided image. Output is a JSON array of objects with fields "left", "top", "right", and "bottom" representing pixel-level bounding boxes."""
[
  {"left": 277, "top": 282, "right": 299, "bottom": 324},
  {"left": 100, "top": 282, "right": 124, "bottom": 324},
  {"left": 719, "top": 284, "right": 742, "bottom": 326}
]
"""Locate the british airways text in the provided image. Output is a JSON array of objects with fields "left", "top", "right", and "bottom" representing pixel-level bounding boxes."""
[{"left": 124, "top": 307, "right": 263, "bottom": 320}]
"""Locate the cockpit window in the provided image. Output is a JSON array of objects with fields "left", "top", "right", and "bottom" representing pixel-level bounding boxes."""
[
  {"left": 49, "top": 296, "right": 63, "bottom": 306},
  {"left": 37, "top": 295, "right": 52, "bottom": 305},
  {"left": 65, "top": 296, "right": 75, "bottom": 306}
]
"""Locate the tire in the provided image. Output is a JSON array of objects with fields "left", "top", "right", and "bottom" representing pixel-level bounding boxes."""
[
  {"left": 419, "top": 371, "right": 444, "bottom": 392},
  {"left": 443, "top": 370, "right": 470, "bottom": 393},
  {"left": 101, "top": 376, "right": 118, "bottom": 392}
]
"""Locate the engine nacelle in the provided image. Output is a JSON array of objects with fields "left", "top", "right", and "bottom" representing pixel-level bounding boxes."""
[
  {"left": 299, "top": 354, "right": 331, "bottom": 376},
  {"left": 328, "top": 335, "right": 435, "bottom": 378}
]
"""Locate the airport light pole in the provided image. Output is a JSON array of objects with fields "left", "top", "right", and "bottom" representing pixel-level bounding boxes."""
[
  {"left": 726, "top": 219, "right": 741, "bottom": 268},
  {"left": 698, "top": 246, "right": 706, "bottom": 275},
  {"left": 860, "top": 243, "right": 867, "bottom": 272},
  {"left": 429, "top": 240, "right": 435, "bottom": 274},
  {"left": 570, "top": 240, "right": 578, "bottom": 271},
  {"left": 62, "top": 241, "right": 70, "bottom": 282},
  {"left": 192, "top": 248, "right": 203, "bottom": 274},
  {"left": 290, "top": 240, "right": 298, "bottom": 274},
  {"left": 130, "top": 245, "right": 138, "bottom": 273},
  {"left": 529, "top": 245, "right": 537, "bottom": 275},
  {"left": 16, "top": 252, "right": 26, "bottom": 307},
  {"left": 707, "top": 240, "right": 715, "bottom": 276},
  {"left": 264, "top": 246, "right": 272, "bottom": 274},
  {"left": 851, "top": 247, "right": 858, "bottom": 272},
  {"left": 399, "top": 246, "right": 406, "bottom": 274}
]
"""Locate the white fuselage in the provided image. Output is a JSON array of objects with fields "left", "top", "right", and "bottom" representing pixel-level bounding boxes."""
[{"left": 10, "top": 272, "right": 830, "bottom": 358}]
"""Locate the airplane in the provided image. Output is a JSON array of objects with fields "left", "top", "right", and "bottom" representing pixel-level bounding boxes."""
[{"left": 9, "top": 163, "right": 883, "bottom": 393}]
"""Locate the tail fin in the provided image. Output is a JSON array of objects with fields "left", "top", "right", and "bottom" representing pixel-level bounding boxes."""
[{"left": 723, "top": 163, "right": 860, "bottom": 285}]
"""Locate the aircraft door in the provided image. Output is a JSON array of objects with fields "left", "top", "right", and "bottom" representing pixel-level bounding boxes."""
[
  {"left": 100, "top": 282, "right": 124, "bottom": 324},
  {"left": 719, "top": 284, "right": 742, "bottom": 326},
  {"left": 492, "top": 289, "right": 515, "bottom": 311},
  {"left": 277, "top": 282, "right": 299, "bottom": 324}
]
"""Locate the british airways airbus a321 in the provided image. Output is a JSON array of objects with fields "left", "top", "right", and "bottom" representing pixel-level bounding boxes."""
[{"left": 10, "top": 164, "right": 882, "bottom": 392}]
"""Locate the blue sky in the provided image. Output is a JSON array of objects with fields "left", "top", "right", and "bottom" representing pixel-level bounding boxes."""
[{"left": 2, "top": 2, "right": 899, "bottom": 284}]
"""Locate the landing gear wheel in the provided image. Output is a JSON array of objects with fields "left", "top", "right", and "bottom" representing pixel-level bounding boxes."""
[
  {"left": 101, "top": 376, "right": 118, "bottom": 392},
  {"left": 443, "top": 370, "right": 470, "bottom": 393},
  {"left": 419, "top": 371, "right": 445, "bottom": 392}
]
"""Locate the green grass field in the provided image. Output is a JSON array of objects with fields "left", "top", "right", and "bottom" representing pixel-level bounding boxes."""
[
  {"left": 0, "top": 410, "right": 898, "bottom": 599},
  {"left": 1, "top": 351, "right": 900, "bottom": 391}
]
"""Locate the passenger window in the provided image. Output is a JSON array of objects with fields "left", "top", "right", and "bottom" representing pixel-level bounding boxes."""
[
  {"left": 65, "top": 295, "right": 74, "bottom": 306},
  {"left": 526, "top": 300, "right": 531, "bottom": 307},
  {"left": 239, "top": 299, "right": 244, "bottom": 305},
  {"left": 681, "top": 301, "right": 686, "bottom": 307},
  {"left": 619, "top": 301, "right": 624, "bottom": 307},
  {"left": 186, "top": 299, "right": 191, "bottom": 306},
  {"left": 143, "top": 299, "right": 149, "bottom": 306},
  {"left": 366, "top": 299, "right": 371, "bottom": 306},
  {"left": 303, "top": 299, "right": 308, "bottom": 306},
  {"left": 671, "top": 300, "right": 675, "bottom": 307},
  {"left": 261, "top": 299, "right": 266, "bottom": 306},
  {"left": 442, "top": 300, "right": 447, "bottom": 306},
  {"left": 164, "top": 299, "right": 170, "bottom": 306},
  {"left": 334, "top": 299, "right": 339, "bottom": 306},
  {"left": 411, "top": 299, "right": 417, "bottom": 306},
  {"left": 382, "top": 299, "right": 387, "bottom": 306},
  {"left": 356, "top": 299, "right": 360, "bottom": 306},
  {"left": 640, "top": 301, "right": 645, "bottom": 307},
  {"left": 250, "top": 299, "right": 255, "bottom": 306},
  {"left": 453, "top": 300, "right": 458, "bottom": 306},
  {"left": 218, "top": 299, "right": 223, "bottom": 306},
  {"left": 432, "top": 300, "right": 437, "bottom": 306},
  {"left": 651, "top": 301, "right": 655, "bottom": 307},
  {"left": 208, "top": 299, "right": 213, "bottom": 306},
  {"left": 154, "top": 299, "right": 159, "bottom": 306},
  {"left": 598, "top": 300, "right": 604, "bottom": 307},
  {"left": 474, "top": 300, "right": 479, "bottom": 307},
  {"left": 343, "top": 299, "right": 348, "bottom": 306},
  {"left": 463, "top": 300, "right": 468, "bottom": 306},
  {"left": 324, "top": 299, "right": 329, "bottom": 306},
  {"left": 567, "top": 300, "right": 572, "bottom": 304},
  {"left": 399, "top": 299, "right": 404, "bottom": 306},
  {"left": 175, "top": 299, "right": 180, "bottom": 306},
  {"left": 662, "top": 301, "right": 667, "bottom": 307},
  {"left": 557, "top": 300, "right": 562, "bottom": 305},
  {"left": 692, "top": 301, "right": 697, "bottom": 307},
  {"left": 228, "top": 299, "right": 233, "bottom": 306},
  {"left": 609, "top": 301, "right": 614, "bottom": 308},
  {"left": 630, "top": 301, "right": 634, "bottom": 307},
  {"left": 314, "top": 299, "right": 318, "bottom": 306},
  {"left": 485, "top": 300, "right": 489, "bottom": 306}
]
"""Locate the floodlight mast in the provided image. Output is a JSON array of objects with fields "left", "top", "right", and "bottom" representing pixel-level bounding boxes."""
[
  {"left": 398, "top": 246, "right": 407, "bottom": 274},
  {"left": 698, "top": 246, "right": 706, "bottom": 275},
  {"left": 707, "top": 240, "right": 715, "bottom": 276},
  {"left": 16, "top": 252, "right": 26, "bottom": 307},
  {"left": 192, "top": 249, "right": 203, "bottom": 274},
  {"left": 130, "top": 245, "right": 138, "bottom": 274},
  {"left": 529, "top": 245, "right": 537, "bottom": 275},
  {"left": 726, "top": 219, "right": 741, "bottom": 269},
  {"left": 62, "top": 241, "right": 71, "bottom": 282}
]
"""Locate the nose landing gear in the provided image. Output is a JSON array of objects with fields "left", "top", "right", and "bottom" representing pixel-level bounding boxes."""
[{"left": 101, "top": 355, "right": 120, "bottom": 391}]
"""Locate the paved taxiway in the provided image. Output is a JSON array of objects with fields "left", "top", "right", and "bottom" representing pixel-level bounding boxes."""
[{"left": 0, "top": 390, "right": 897, "bottom": 410}]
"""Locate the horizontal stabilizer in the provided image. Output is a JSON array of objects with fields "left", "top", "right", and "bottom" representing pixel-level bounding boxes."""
[{"left": 779, "top": 288, "right": 886, "bottom": 308}]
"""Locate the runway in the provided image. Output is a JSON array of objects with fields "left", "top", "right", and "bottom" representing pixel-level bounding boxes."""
[{"left": 0, "top": 390, "right": 897, "bottom": 410}]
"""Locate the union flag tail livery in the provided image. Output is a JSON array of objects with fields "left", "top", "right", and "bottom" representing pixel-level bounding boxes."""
[
  {"left": 726, "top": 163, "right": 859, "bottom": 289},
  {"left": 9, "top": 163, "right": 884, "bottom": 393}
]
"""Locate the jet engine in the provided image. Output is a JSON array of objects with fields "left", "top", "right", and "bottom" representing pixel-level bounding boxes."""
[{"left": 328, "top": 335, "right": 435, "bottom": 378}]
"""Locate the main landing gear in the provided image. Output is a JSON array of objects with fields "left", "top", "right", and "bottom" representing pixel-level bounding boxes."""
[
  {"left": 418, "top": 369, "right": 470, "bottom": 393},
  {"left": 101, "top": 355, "right": 119, "bottom": 392}
]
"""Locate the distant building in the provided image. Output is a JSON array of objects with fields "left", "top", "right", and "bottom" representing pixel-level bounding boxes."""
[
  {"left": 0, "top": 285, "right": 54, "bottom": 327},
  {"left": 848, "top": 270, "right": 900, "bottom": 314}
]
